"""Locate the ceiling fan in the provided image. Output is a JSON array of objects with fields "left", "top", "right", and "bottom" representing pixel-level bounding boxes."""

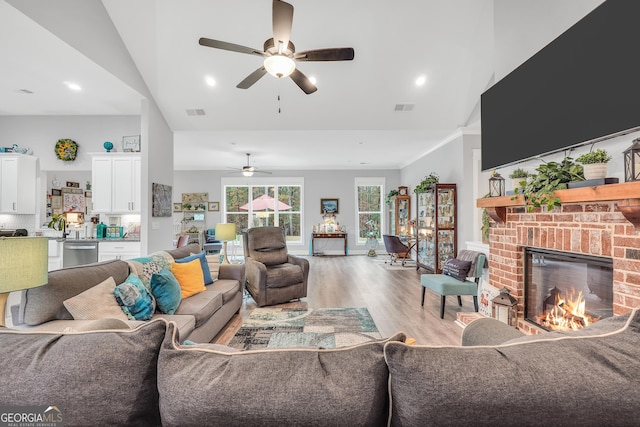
[
  {"left": 198, "top": 0, "right": 354, "bottom": 94},
  {"left": 227, "top": 153, "right": 273, "bottom": 177}
]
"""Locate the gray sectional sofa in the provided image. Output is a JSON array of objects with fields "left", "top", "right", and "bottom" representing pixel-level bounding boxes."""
[
  {"left": 8, "top": 243, "right": 244, "bottom": 343},
  {"left": 1, "top": 303, "right": 639, "bottom": 425}
]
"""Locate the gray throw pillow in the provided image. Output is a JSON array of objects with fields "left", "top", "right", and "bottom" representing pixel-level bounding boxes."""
[
  {"left": 158, "top": 324, "right": 406, "bottom": 427},
  {"left": 442, "top": 258, "right": 471, "bottom": 281},
  {"left": 0, "top": 319, "right": 167, "bottom": 426},
  {"left": 62, "top": 276, "right": 129, "bottom": 321},
  {"left": 384, "top": 309, "right": 640, "bottom": 426}
]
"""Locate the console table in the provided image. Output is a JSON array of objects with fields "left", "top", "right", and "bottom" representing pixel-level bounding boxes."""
[{"left": 311, "top": 233, "right": 348, "bottom": 256}]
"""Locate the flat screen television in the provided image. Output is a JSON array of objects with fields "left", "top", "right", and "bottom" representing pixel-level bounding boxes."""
[{"left": 481, "top": 0, "right": 640, "bottom": 171}]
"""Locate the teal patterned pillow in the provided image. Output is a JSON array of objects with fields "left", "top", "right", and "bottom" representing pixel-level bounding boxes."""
[
  {"left": 114, "top": 273, "right": 156, "bottom": 320},
  {"left": 126, "top": 251, "right": 173, "bottom": 292}
]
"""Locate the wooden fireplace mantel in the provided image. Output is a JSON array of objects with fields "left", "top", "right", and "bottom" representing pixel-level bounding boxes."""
[{"left": 476, "top": 181, "right": 640, "bottom": 228}]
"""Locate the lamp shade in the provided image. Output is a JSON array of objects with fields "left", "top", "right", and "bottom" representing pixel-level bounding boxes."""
[
  {"left": 0, "top": 237, "right": 48, "bottom": 293},
  {"left": 215, "top": 223, "right": 237, "bottom": 242}
]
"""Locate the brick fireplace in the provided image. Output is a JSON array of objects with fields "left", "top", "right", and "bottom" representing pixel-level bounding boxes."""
[{"left": 477, "top": 182, "right": 640, "bottom": 334}]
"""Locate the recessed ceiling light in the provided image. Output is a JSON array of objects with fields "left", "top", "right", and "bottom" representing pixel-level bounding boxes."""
[
  {"left": 205, "top": 76, "right": 216, "bottom": 87},
  {"left": 415, "top": 75, "right": 427, "bottom": 86},
  {"left": 64, "top": 81, "right": 82, "bottom": 91},
  {"left": 309, "top": 76, "right": 317, "bottom": 85}
]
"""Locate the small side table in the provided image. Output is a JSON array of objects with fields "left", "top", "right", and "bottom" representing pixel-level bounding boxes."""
[{"left": 311, "top": 233, "right": 348, "bottom": 256}]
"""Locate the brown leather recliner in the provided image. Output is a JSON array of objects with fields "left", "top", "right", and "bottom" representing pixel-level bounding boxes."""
[{"left": 242, "top": 227, "right": 309, "bottom": 307}]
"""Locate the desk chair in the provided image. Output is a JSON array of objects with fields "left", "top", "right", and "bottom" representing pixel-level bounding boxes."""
[
  {"left": 382, "top": 235, "right": 411, "bottom": 266},
  {"left": 421, "top": 250, "right": 487, "bottom": 319}
]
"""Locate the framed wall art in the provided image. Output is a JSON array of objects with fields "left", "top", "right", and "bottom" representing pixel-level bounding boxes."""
[
  {"left": 173, "top": 203, "right": 183, "bottom": 213},
  {"left": 208, "top": 202, "right": 219, "bottom": 212},
  {"left": 152, "top": 183, "right": 172, "bottom": 217},
  {"left": 320, "top": 198, "right": 339, "bottom": 214},
  {"left": 122, "top": 135, "right": 141, "bottom": 152}
]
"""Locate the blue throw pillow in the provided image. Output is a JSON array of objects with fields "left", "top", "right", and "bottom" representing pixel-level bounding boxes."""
[
  {"left": 150, "top": 269, "right": 182, "bottom": 315},
  {"left": 114, "top": 273, "right": 156, "bottom": 321},
  {"left": 175, "top": 251, "right": 213, "bottom": 285}
]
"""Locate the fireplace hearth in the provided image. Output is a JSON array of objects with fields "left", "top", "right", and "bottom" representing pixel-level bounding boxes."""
[{"left": 524, "top": 248, "right": 613, "bottom": 331}]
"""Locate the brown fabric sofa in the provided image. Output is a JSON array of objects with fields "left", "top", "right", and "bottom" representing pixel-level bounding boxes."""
[{"left": 10, "top": 243, "right": 244, "bottom": 343}]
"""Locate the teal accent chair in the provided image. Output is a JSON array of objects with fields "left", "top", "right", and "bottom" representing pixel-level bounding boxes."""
[{"left": 421, "top": 250, "right": 487, "bottom": 319}]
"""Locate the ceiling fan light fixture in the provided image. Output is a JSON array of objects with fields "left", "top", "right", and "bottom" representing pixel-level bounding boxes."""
[
  {"left": 242, "top": 170, "right": 254, "bottom": 177},
  {"left": 264, "top": 55, "right": 296, "bottom": 78}
]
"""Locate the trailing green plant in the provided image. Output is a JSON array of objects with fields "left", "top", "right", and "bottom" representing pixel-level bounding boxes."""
[
  {"left": 514, "top": 157, "right": 584, "bottom": 212},
  {"left": 481, "top": 193, "right": 491, "bottom": 243},
  {"left": 47, "top": 213, "right": 66, "bottom": 231},
  {"left": 385, "top": 189, "right": 398, "bottom": 204},
  {"left": 575, "top": 148, "right": 612, "bottom": 164},
  {"left": 508, "top": 168, "right": 529, "bottom": 179},
  {"left": 414, "top": 172, "right": 439, "bottom": 193}
]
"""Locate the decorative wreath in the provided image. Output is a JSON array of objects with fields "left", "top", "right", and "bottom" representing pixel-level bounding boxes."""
[{"left": 55, "top": 138, "right": 78, "bottom": 161}]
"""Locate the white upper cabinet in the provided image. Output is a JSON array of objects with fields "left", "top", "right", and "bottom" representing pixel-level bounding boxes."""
[
  {"left": 91, "top": 154, "right": 141, "bottom": 214},
  {"left": 0, "top": 154, "right": 37, "bottom": 214}
]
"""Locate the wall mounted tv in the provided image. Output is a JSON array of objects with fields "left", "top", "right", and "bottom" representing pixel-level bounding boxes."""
[{"left": 481, "top": 0, "right": 640, "bottom": 171}]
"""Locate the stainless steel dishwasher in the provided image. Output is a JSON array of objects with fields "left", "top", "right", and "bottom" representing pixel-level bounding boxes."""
[{"left": 63, "top": 240, "right": 99, "bottom": 267}]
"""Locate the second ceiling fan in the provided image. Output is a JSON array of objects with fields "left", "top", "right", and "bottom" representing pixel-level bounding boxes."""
[{"left": 199, "top": 0, "right": 354, "bottom": 94}]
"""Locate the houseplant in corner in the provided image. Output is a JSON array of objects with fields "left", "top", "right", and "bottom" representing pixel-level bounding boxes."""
[
  {"left": 508, "top": 168, "right": 529, "bottom": 191},
  {"left": 514, "top": 157, "right": 584, "bottom": 212},
  {"left": 414, "top": 172, "right": 439, "bottom": 193},
  {"left": 576, "top": 148, "right": 612, "bottom": 180},
  {"left": 386, "top": 189, "right": 398, "bottom": 205}
]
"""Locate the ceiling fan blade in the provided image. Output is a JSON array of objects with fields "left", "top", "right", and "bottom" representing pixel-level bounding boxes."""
[
  {"left": 237, "top": 67, "right": 268, "bottom": 89},
  {"left": 289, "top": 68, "right": 317, "bottom": 94},
  {"left": 294, "top": 47, "right": 355, "bottom": 62},
  {"left": 254, "top": 170, "right": 273, "bottom": 175},
  {"left": 199, "top": 37, "right": 265, "bottom": 57},
  {"left": 272, "top": 0, "right": 293, "bottom": 54}
]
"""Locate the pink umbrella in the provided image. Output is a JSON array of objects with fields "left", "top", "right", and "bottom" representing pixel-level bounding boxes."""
[{"left": 240, "top": 194, "right": 292, "bottom": 211}]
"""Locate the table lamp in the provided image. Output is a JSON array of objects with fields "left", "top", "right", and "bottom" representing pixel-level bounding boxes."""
[
  {"left": 215, "top": 223, "right": 236, "bottom": 265},
  {"left": 0, "top": 237, "right": 48, "bottom": 327}
]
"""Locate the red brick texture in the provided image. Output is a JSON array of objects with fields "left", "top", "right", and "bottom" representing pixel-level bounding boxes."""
[{"left": 488, "top": 201, "right": 639, "bottom": 331}]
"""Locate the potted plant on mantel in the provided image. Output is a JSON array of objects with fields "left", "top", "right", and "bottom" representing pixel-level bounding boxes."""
[
  {"left": 508, "top": 168, "right": 529, "bottom": 191},
  {"left": 514, "top": 157, "right": 584, "bottom": 212},
  {"left": 576, "top": 148, "right": 612, "bottom": 180}
]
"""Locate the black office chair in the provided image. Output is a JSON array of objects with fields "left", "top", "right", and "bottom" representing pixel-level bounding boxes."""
[{"left": 382, "top": 235, "right": 411, "bottom": 266}]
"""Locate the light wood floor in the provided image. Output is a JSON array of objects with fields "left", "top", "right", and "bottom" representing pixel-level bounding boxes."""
[{"left": 212, "top": 255, "right": 473, "bottom": 346}]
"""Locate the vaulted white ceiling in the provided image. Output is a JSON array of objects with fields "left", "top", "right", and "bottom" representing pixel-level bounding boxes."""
[{"left": 0, "top": 1, "right": 601, "bottom": 172}]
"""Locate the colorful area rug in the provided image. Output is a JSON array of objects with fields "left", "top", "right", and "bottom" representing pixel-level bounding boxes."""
[{"left": 228, "top": 307, "right": 381, "bottom": 350}]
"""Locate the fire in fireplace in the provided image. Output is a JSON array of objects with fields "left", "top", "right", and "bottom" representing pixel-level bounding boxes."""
[{"left": 524, "top": 248, "right": 613, "bottom": 331}]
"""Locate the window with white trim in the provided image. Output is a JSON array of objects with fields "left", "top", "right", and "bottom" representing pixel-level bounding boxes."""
[
  {"left": 222, "top": 177, "right": 304, "bottom": 243},
  {"left": 355, "top": 177, "right": 384, "bottom": 244}
]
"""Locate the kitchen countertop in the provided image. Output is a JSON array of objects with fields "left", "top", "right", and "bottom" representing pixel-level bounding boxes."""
[{"left": 53, "top": 238, "right": 141, "bottom": 243}]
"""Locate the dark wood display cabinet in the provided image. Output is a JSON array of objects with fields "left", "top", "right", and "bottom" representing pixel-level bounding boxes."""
[{"left": 415, "top": 184, "right": 457, "bottom": 273}]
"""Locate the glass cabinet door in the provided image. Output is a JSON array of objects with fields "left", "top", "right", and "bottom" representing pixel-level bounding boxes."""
[
  {"left": 416, "top": 184, "right": 457, "bottom": 273},
  {"left": 397, "top": 197, "right": 410, "bottom": 235}
]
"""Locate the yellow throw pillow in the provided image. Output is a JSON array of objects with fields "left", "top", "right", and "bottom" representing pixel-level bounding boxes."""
[{"left": 171, "top": 259, "right": 206, "bottom": 298}]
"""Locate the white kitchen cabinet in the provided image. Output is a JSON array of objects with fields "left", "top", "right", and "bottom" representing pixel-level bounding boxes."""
[
  {"left": 98, "top": 241, "right": 141, "bottom": 262},
  {"left": 91, "top": 154, "right": 141, "bottom": 214},
  {"left": 48, "top": 239, "right": 63, "bottom": 271},
  {"left": 0, "top": 154, "right": 37, "bottom": 214}
]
